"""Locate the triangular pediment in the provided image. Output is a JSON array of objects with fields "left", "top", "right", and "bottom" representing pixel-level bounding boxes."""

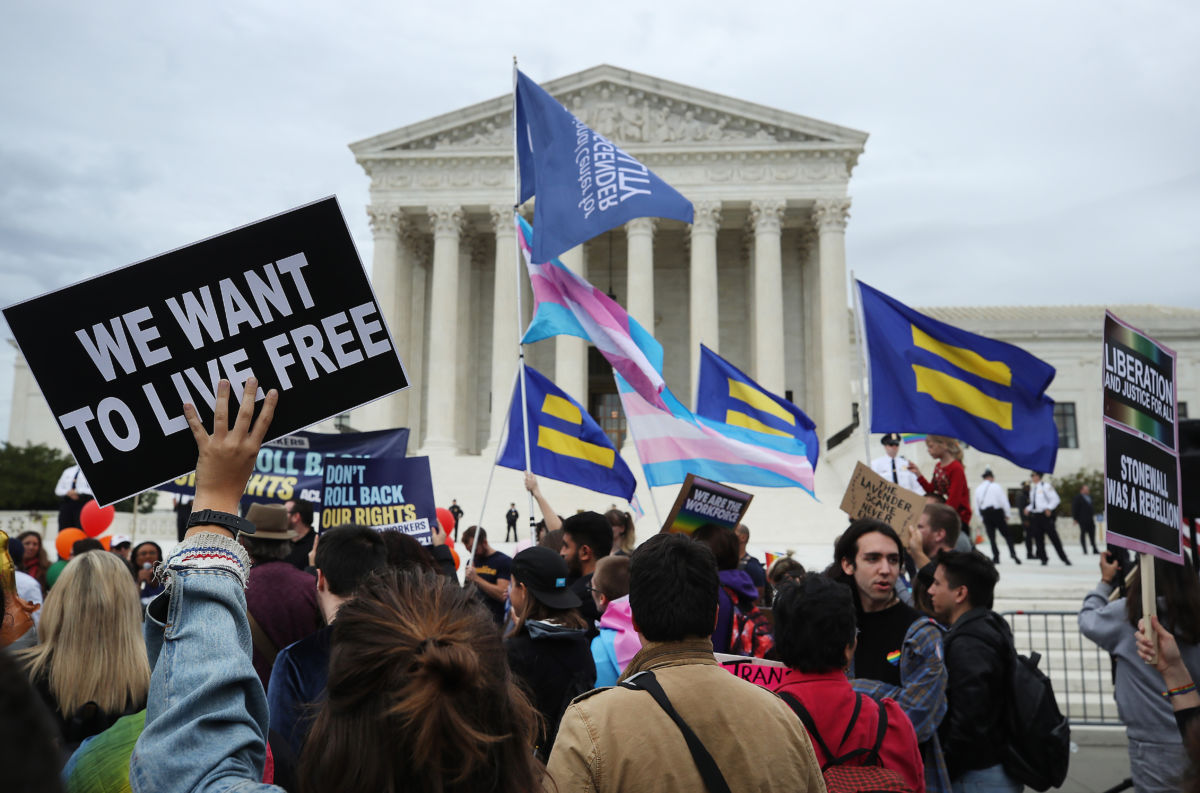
[{"left": 351, "top": 64, "right": 867, "bottom": 157}]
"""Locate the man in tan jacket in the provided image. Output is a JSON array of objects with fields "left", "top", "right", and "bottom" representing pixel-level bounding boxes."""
[{"left": 546, "top": 533, "right": 826, "bottom": 792}]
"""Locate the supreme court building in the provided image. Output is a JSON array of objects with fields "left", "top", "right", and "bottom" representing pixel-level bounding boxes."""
[
  {"left": 349, "top": 64, "right": 867, "bottom": 458},
  {"left": 9, "top": 65, "right": 1200, "bottom": 548}
]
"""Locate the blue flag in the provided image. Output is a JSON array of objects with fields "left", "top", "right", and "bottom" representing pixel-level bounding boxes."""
[
  {"left": 857, "top": 280, "right": 1059, "bottom": 472},
  {"left": 515, "top": 70, "right": 694, "bottom": 263},
  {"left": 498, "top": 365, "right": 637, "bottom": 501},
  {"left": 694, "top": 345, "right": 819, "bottom": 469}
]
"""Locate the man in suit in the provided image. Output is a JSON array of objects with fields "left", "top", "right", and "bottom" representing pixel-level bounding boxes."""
[{"left": 1072, "top": 484, "right": 1098, "bottom": 555}]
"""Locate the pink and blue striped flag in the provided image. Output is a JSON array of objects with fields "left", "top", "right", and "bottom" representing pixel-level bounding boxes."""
[
  {"left": 618, "top": 376, "right": 816, "bottom": 492},
  {"left": 517, "top": 216, "right": 668, "bottom": 411}
]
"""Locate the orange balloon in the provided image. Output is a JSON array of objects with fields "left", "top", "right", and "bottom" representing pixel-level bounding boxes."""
[
  {"left": 99, "top": 535, "right": 111, "bottom": 551},
  {"left": 56, "top": 528, "right": 87, "bottom": 560}
]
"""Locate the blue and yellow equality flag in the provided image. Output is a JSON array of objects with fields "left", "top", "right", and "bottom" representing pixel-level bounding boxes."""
[
  {"left": 857, "top": 280, "right": 1059, "bottom": 472},
  {"left": 694, "top": 345, "right": 819, "bottom": 469},
  {"left": 497, "top": 365, "right": 637, "bottom": 501}
]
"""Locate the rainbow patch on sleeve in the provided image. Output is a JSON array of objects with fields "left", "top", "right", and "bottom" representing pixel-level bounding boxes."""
[{"left": 886, "top": 649, "right": 902, "bottom": 666}]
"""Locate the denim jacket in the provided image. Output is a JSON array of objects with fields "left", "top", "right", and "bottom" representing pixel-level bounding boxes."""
[{"left": 130, "top": 533, "right": 282, "bottom": 793}]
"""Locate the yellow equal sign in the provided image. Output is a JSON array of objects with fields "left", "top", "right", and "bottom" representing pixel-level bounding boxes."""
[
  {"left": 726, "top": 378, "right": 794, "bottom": 436},
  {"left": 537, "top": 394, "right": 615, "bottom": 468},
  {"left": 911, "top": 326, "right": 1013, "bottom": 430}
]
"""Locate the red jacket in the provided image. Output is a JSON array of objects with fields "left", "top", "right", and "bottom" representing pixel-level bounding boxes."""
[
  {"left": 918, "top": 459, "right": 971, "bottom": 527},
  {"left": 771, "top": 669, "right": 924, "bottom": 792}
]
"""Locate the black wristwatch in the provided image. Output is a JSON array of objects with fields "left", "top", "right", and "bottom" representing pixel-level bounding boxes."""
[{"left": 185, "top": 509, "right": 256, "bottom": 537}]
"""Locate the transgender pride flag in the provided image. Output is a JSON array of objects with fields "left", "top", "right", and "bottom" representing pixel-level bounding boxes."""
[
  {"left": 517, "top": 216, "right": 668, "bottom": 411},
  {"left": 618, "top": 375, "right": 816, "bottom": 493}
]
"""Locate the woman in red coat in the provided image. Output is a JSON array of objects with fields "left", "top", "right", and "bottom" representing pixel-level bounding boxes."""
[{"left": 909, "top": 435, "right": 971, "bottom": 528}]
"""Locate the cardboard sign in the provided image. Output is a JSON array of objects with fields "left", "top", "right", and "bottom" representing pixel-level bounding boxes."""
[
  {"left": 840, "top": 461, "right": 926, "bottom": 536},
  {"left": 660, "top": 474, "right": 753, "bottom": 534},
  {"left": 321, "top": 455, "right": 437, "bottom": 545},
  {"left": 1103, "top": 312, "right": 1182, "bottom": 561},
  {"left": 3, "top": 198, "right": 408, "bottom": 506},
  {"left": 159, "top": 427, "right": 409, "bottom": 507},
  {"left": 715, "top": 653, "right": 787, "bottom": 690}
]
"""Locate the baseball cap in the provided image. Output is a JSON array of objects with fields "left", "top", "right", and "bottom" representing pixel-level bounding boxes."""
[{"left": 511, "top": 546, "right": 581, "bottom": 610}]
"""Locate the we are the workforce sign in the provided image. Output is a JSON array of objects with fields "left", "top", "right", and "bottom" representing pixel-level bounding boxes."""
[{"left": 4, "top": 197, "right": 409, "bottom": 505}]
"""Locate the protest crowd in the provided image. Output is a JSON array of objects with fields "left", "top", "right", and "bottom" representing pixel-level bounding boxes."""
[
  {"left": 0, "top": 375, "right": 1192, "bottom": 793},
  {"left": 4, "top": 67, "right": 1198, "bottom": 793}
]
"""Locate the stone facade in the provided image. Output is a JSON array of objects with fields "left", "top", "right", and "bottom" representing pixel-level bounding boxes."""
[
  {"left": 347, "top": 65, "right": 868, "bottom": 457},
  {"left": 8, "top": 67, "right": 1199, "bottom": 550}
]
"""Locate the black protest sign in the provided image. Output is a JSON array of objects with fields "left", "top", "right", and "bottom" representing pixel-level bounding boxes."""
[
  {"left": 660, "top": 474, "right": 753, "bottom": 535},
  {"left": 1101, "top": 312, "right": 1182, "bottom": 562},
  {"left": 1104, "top": 423, "right": 1182, "bottom": 561},
  {"left": 1103, "top": 312, "right": 1178, "bottom": 451},
  {"left": 3, "top": 197, "right": 409, "bottom": 506}
]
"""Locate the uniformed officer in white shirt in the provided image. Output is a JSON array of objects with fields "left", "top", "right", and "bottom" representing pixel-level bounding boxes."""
[
  {"left": 1024, "top": 471, "right": 1071, "bottom": 566},
  {"left": 974, "top": 469, "right": 1020, "bottom": 565},
  {"left": 870, "top": 433, "right": 923, "bottom": 495},
  {"left": 54, "top": 462, "right": 93, "bottom": 531}
]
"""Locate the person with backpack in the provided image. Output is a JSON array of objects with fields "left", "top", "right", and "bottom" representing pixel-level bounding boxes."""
[
  {"left": 771, "top": 573, "right": 923, "bottom": 792},
  {"left": 504, "top": 546, "right": 596, "bottom": 761},
  {"left": 927, "top": 550, "right": 1024, "bottom": 792},
  {"left": 1080, "top": 552, "right": 1200, "bottom": 792},
  {"left": 693, "top": 524, "right": 765, "bottom": 655}
]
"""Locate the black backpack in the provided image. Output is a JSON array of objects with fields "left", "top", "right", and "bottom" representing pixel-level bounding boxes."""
[{"left": 1001, "top": 645, "right": 1070, "bottom": 791}]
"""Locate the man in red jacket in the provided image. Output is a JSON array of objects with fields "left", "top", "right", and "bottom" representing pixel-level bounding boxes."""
[{"left": 770, "top": 572, "right": 924, "bottom": 792}]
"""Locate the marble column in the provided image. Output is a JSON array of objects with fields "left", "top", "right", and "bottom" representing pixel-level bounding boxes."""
[
  {"left": 556, "top": 245, "right": 589, "bottom": 405},
  {"left": 689, "top": 202, "right": 721, "bottom": 404},
  {"left": 366, "top": 204, "right": 409, "bottom": 431},
  {"left": 814, "top": 198, "right": 853, "bottom": 437},
  {"left": 407, "top": 243, "right": 429, "bottom": 448},
  {"left": 625, "top": 218, "right": 656, "bottom": 332},
  {"left": 487, "top": 206, "right": 520, "bottom": 448},
  {"left": 422, "top": 204, "right": 464, "bottom": 451},
  {"left": 750, "top": 199, "right": 786, "bottom": 393}
]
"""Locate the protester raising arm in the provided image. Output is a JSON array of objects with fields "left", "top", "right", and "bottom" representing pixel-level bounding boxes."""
[
  {"left": 524, "top": 472, "right": 563, "bottom": 534},
  {"left": 131, "top": 378, "right": 281, "bottom": 793}
]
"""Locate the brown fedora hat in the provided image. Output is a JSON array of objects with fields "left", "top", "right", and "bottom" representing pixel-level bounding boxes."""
[{"left": 245, "top": 503, "right": 294, "bottom": 540}]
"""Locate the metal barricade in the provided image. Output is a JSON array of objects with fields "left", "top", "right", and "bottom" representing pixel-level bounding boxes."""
[{"left": 1000, "top": 610, "right": 1122, "bottom": 726}]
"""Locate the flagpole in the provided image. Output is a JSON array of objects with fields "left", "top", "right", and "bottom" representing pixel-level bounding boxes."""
[
  {"left": 475, "top": 367, "right": 520, "bottom": 559},
  {"left": 512, "top": 56, "right": 537, "bottom": 543},
  {"left": 850, "top": 271, "right": 873, "bottom": 463},
  {"left": 612, "top": 373, "right": 664, "bottom": 528}
]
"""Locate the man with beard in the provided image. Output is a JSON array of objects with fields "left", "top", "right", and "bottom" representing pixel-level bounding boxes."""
[
  {"left": 560, "top": 511, "right": 612, "bottom": 633},
  {"left": 828, "top": 519, "right": 951, "bottom": 793}
]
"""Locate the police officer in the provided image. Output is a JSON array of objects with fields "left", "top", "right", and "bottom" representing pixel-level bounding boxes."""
[{"left": 871, "top": 433, "right": 922, "bottom": 494}]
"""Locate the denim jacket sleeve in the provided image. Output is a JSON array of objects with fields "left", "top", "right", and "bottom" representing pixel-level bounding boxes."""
[
  {"left": 130, "top": 533, "right": 282, "bottom": 793},
  {"left": 851, "top": 617, "right": 948, "bottom": 743}
]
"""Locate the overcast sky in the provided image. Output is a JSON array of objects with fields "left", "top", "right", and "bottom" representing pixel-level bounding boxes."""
[{"left": 2, "top": 1, "right": 1197, "bottom": 442}]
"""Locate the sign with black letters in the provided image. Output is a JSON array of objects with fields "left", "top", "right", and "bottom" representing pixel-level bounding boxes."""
[{"left": 3, "top": 197, "right": 409, "bottom": 506}]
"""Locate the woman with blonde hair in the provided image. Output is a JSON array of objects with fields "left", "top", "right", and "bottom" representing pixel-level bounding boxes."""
[
  {"left": 16, "top": 548, "right": 149, "bottom": 751},
  {"left": 606, "top": 509, "right": 636, "bottom": 556},
  {"left": 908, "top": 434, "right": 972, "bottom": 527}
]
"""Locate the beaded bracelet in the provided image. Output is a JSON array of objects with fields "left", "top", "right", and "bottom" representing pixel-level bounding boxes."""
[{"left": 1162, "top": 682, "right": 1197, "bottom": 698}]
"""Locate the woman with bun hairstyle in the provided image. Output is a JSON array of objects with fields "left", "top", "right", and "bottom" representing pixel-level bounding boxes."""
[
  {"left": 130, "top": 378, "right": 543, "bottom": 793},
  {"left": 505, "top": 545, "right": 597, "bottom": 761},
  {"left": 908, "top": 435, "right": 972, "bottom": 527}
]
